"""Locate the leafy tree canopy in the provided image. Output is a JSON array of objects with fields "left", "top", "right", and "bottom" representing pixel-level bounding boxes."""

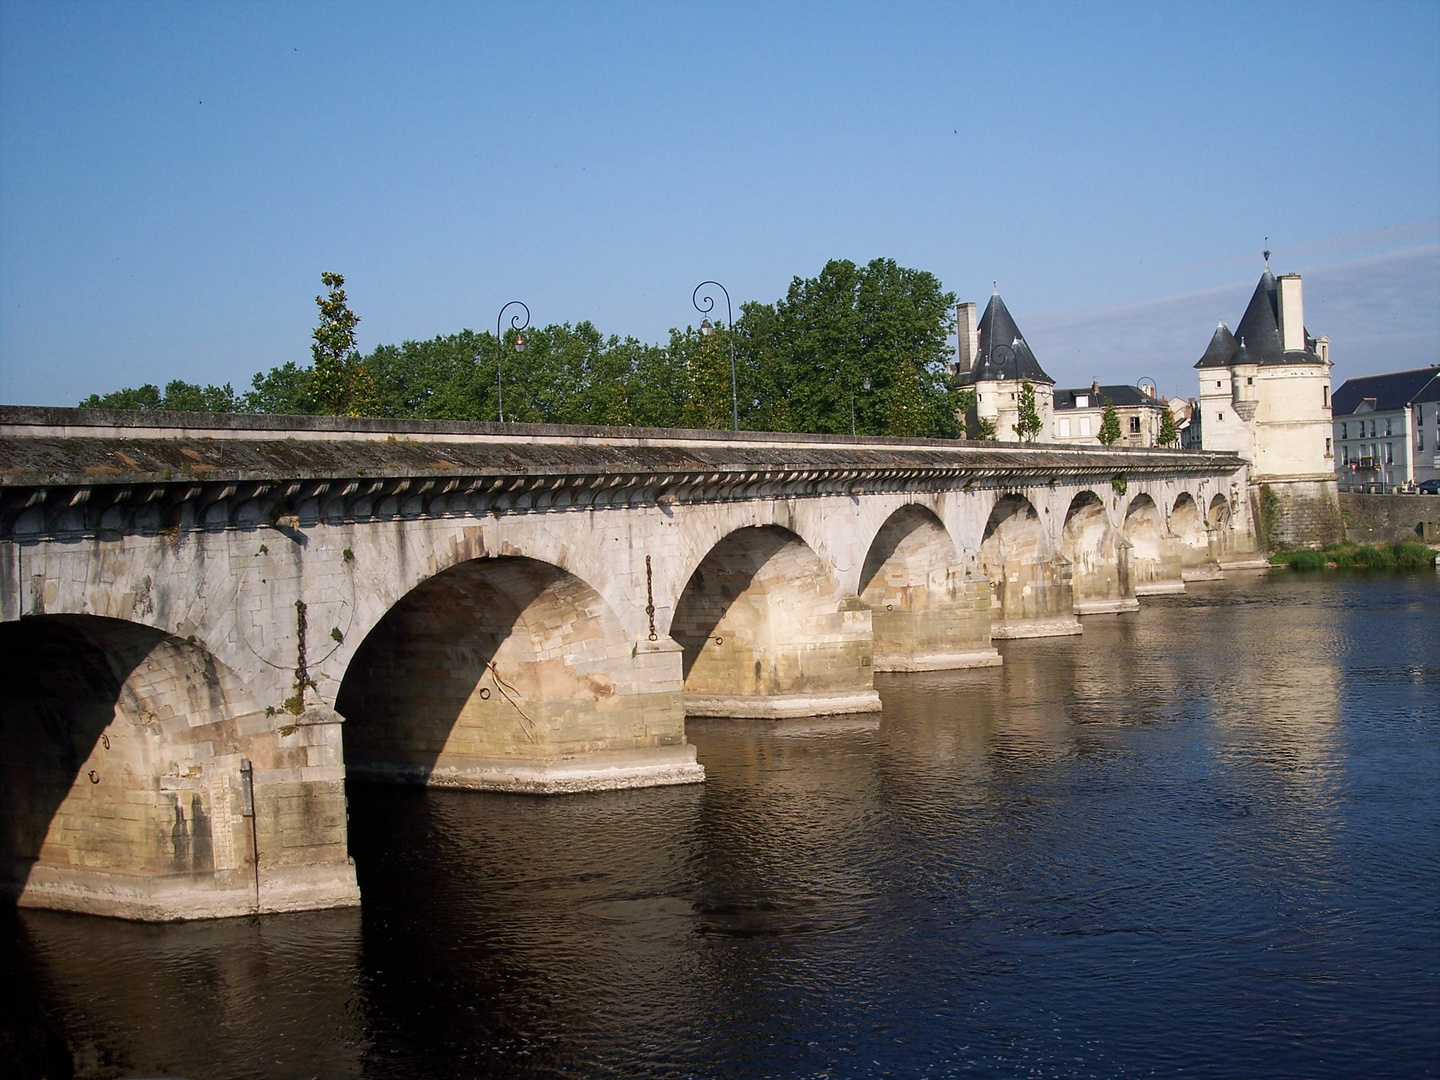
[{"left": 79, "top": 258, "right": 964, "bottom": 438}]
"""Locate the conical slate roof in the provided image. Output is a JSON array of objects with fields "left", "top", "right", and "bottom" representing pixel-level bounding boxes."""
[
  {"left": 1195, "top": 267, "right": 1326, "bottom": 369},
  {"left": 1195, "top": 321, "right": 1240, "bottom": 369},
  {"left": 1233, "top": 268, "right": 1283, "bottom": 360},
  {"left": 969, "top": 290, "right": 1053, "bottom": 384}
]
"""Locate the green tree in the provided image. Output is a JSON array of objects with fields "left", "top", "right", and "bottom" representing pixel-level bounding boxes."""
[
  {"left": 737, "top": 257, "right": 959, "bottom": 437},
  {"left": 242, "top": 362, "right": 316, "bottom": 414},
  {"left": 1013, "top": 379, "right": 1042, "bottom": 442},
  {"left": 1097, "top": 400, "right": 1123, "bottom": 445},
  {"left": 306, "top": 272, "right": 378, "bottom": 416},
  {"left": 81, "top": 379, "right": 236, "bottom": 412},
  {"left": 1159, "top": 407, "right": 1180, "bottom": 447}
]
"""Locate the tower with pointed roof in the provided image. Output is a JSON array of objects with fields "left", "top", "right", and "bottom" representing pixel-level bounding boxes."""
[
  {"left": 954, "top": 288, "right": 1055, "bottom": 442},
  {"left": 1195, "top": 262, "right": 1341, "bottom": 547}
]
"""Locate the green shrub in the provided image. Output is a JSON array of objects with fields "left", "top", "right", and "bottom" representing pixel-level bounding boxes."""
[{"left": 1270, "top": 541, "right": 1437, "bottom": 572}]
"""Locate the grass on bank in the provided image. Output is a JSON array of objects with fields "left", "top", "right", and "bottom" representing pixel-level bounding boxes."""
[{"left": 1269, "top": 541, "right": 1437, "bottom": 572}]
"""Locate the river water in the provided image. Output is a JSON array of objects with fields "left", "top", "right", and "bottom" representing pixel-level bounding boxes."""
[{"left": 5, "top": 572, "right": 1438, "bottom": 1079}]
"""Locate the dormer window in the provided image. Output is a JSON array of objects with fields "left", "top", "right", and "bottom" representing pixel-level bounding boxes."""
[{"left": 1075, "top": 395, "right": 1088, "bottom": 408}]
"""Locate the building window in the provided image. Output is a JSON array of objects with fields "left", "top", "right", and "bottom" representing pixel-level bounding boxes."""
[
  {"left": 1323, "top": 385, "right": 1329, "bottom": 407},
  {"left": 1386, "top": 443, "right": 1394, "bottom": 464},
  {"left": 1218, "top": 413, "right": 1223, "bottom": 423},
  {"left": 1342, "top": 444, "right": 1350, "bottom": 464},
  {"left": 1128, "top": 415, "right": 1141, "bottom": 434},
  {"left": 1325, "top": 437, "right": 1332, "bottom": 457},
  {"left": 1419, "top": 431, "right": 1425, "bottom": 452},
  {"left": 1058, "top": 417, "right": 1071, "bottom": 437},
  {"left": 1079, "top": 417, "right": 1092, "bottom": 437},
  {"left": 1341, "top": 422, "right": 1348, "bottom": 439},
  {"left": 1075, "top": 395, "right": 1088, "bottom": 408},
  {"left": 1385, "top": 418, "right": 1392, "bottom": 436}
]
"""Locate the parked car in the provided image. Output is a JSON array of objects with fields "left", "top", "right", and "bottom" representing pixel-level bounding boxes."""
[{"left": 1418, "top": 478, "right": 1440, "bottom": 494}]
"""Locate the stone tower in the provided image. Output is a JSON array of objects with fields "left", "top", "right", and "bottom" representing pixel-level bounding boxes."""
[
  {"left": 1195, "top": 266, "right": 1341, "bottom": 548},
  {"left": 954, "top": 289, "right": 1055, "bottom": 442}
]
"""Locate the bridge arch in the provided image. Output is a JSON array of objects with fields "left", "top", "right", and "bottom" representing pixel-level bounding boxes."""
[
  {"left": 858, "top": 505, "right": 997, "bottom": 670},
  {"left": 0, "top": 615, "right": 356, "bottom": 920},
  {"left": 978, "top": 494, "right": 1079, "bottom": 636},
  {"left": 1171, "top": 492, "right": 1211, "bottom": 569},
  {"left": 336, "top": 555, "right": 698, "bottom": 793},
  {"left": 671, "top": 525, "right": 880, "bottom": 717},
  {"left": 1061, "top": 490, "right": 1131, "bottom": 614},
  {"left": 1124, "top": 494, "right": 1183, "bottom": 594}
]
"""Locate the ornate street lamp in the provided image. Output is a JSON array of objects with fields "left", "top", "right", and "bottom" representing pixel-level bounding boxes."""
[
  {"left": 693, "top": 281, "right": 738, "bottom": 431},
  {"left": 495, "top": 300, "right": 530, "bottom": 424}
]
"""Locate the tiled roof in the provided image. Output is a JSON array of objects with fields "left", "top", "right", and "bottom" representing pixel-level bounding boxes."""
[{"left": 1331, "top": 367, "right": 1440, "bottom": 415}]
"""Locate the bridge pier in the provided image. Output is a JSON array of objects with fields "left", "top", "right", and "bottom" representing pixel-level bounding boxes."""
[
  {"left": 0, "top": 616, "right": 359, "bottom": 921},
  {"left": 979, "top": 494, "right": 1082, "bottom": 638},
  {"left": 337, "top": 556, "right": 702, "bottom": 793},
  {"left": 1124, "top": 494, "right": 1186, "bottom": 596},
  {"left": 1061, "top": 490, "right": 1139, "bottom": 616},
  {"left": 861, "top": 506, "right": 999, "bottom": 670},
  {"left": 672, "top": 526, "right": 882, "bottom": 717}
]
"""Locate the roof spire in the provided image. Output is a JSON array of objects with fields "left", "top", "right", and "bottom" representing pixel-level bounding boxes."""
[
  {"left": 992, "top": 279, "right": 998, "bottom": 295},
  {"left": 1263, "top": 238, "right": 1270, "bottom": 268}
]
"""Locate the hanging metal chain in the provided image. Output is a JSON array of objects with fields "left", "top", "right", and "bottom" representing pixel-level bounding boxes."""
[{"left": 645, "top": 555, "right": 657, "bottom": 641}]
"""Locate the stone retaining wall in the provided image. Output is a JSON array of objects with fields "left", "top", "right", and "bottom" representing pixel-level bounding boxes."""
[{"left": 1339, "top": 493, "right": 1440, "bottom": 545}]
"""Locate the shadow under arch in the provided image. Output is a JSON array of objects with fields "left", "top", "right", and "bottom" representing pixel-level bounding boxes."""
[
  {"left": 978, "top": 494, "right": 1079, "bottom": 636},
  {"left": 1061, "top": 490, "right": 1135, "bottom": 615},
  {"left": 336, "top": 555, "right": 699, "bottom": 793},
  {"left": 671, "top": 525, "right": 880, "bottom": 717},
  {"left": 1171, "top": 492, "right": 1215, "bottom": 571},
  {"left": 1208, "top": 494, "right": 1234, "bottom": 558},
  {"left": 858, "top": 504, "right": 998, "bottom": 670},
  {"left": 1124, "top": 493, "right": 1184, "bottom": 594},
  {"left": 0, "top": 615, "right": 356, "bottom": 920}
]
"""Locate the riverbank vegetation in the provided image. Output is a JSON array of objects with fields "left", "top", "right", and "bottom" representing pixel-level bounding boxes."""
[
  {"left": 1269, "top": 541, "right": 1437, "bottom": 572},
  {"left": 80, "top": 259, "right": 969, "bottom": 438}
]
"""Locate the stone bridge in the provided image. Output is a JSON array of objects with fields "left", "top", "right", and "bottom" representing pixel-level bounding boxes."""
[{"left": 0, "top": 407, "right": 1257, "bottom": 920}]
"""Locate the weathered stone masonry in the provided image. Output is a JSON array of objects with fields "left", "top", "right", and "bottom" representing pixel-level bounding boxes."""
[{"left": 0, "top": 407, "right": 1256, "bottom": 920}]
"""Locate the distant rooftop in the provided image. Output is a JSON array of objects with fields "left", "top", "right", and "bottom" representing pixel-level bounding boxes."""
[
  {"left": 1331, "top": 367, "right": 1440, "bottom": 416},
  {"left": 1053, "top": 385, "right": 1166, "bottom": 410}
]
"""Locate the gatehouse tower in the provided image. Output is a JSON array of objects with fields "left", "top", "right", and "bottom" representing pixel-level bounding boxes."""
[{"left": 1195, "top": 262, "right": 1341, "bottom": 548}]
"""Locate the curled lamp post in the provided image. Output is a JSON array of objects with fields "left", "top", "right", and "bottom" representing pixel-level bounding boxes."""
[
  {"left": 693, "top": 281, "right": 738, "bottom": 431},
  {"left": 495, "top": 301, "right": 530, "bottom": 423}
]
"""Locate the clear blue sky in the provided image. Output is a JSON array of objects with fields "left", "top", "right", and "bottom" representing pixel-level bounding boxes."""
[{"left": 2, "top": 0, "right": 1437, "bottom": 406}]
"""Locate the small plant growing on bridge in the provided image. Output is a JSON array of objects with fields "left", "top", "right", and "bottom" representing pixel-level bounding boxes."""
[
  {"left": 1111, "top": 472, "right": 1128, "bottom": 496},
  {"left": 1013, "top": 380, "right": 1042, "bottom": 442},
  {"left": 1097, "top": 400, "right": 1122, "bottom": 446},
  {"left": 342, "top": 548, "right": 354, "bottom": 562},
  {"left": 331, "top": 627, "right": 343, "bottom": 642}
]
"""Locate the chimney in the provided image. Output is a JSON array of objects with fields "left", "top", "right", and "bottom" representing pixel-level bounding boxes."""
[
  {"left": 1091, "top": 380, "right": 1100, "bottom": 395},
  {"left": 1277, "top": 274, "right": 1305, "bottom": 353},
  {"left": 957, "top": 302, "right": 978, "bottom": 374}
]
